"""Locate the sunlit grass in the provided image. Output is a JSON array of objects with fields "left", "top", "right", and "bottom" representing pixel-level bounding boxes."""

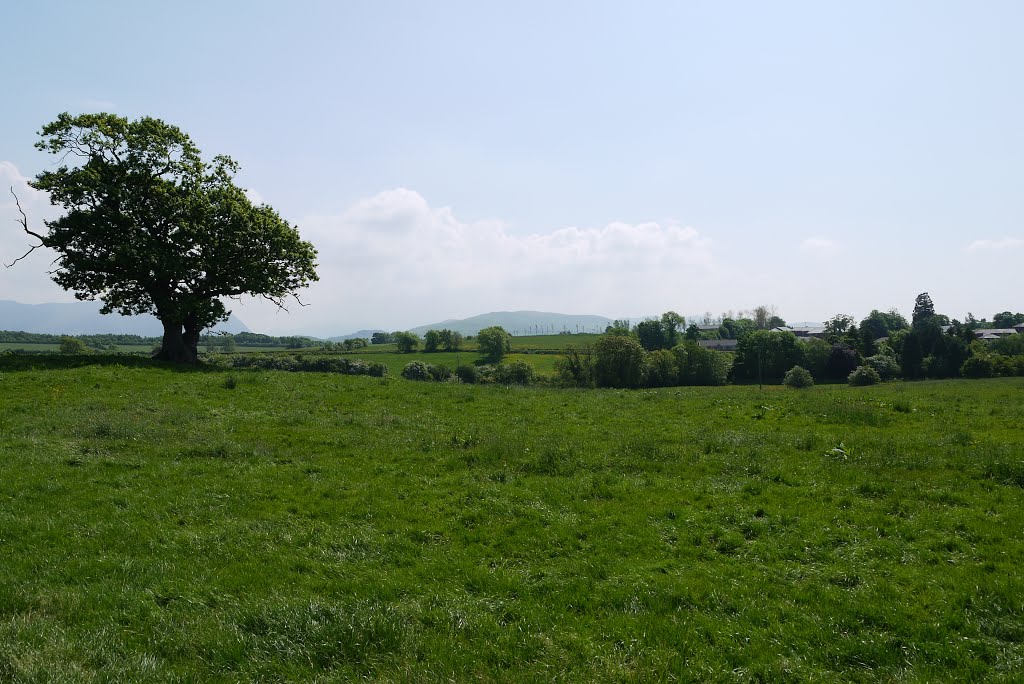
[{"left": 1, "top": 360, "right": 1022, "bottom": 681}]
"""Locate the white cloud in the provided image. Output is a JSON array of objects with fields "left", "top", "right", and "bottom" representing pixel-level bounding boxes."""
[
  {"left": 966, "top": 237, "right": 1024, "bottom": 252},
  {"left": 0, "top": 170, "right": 722, "bottom": 334},
  {"left": 236, "top": 188, "right": 719, "bottom": 334},
  {"left": 799, "top": 237, "right": 839, "bottom": 256}
]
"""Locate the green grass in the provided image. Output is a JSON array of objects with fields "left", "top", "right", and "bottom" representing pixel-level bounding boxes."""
[{"left": 1, "top": 358, "right": 1022, "bottom": 681}]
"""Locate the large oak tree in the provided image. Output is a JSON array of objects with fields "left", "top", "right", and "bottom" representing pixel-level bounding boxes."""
[{"left": 15, "top": 113, "right": 318, "bottom": 362}]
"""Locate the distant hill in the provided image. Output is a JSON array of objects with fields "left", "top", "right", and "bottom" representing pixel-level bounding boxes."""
[
  {"left": 327, "top": 329, "right": 385, "bottom": 342},
  {"left": 408, "top": 311, "right": 615, "bottom": 337},
  {"left": 0, "top": 300, "right": 250, "bottom": 336}
]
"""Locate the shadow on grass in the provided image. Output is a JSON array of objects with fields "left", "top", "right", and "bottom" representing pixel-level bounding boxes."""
[{"left": 0, "top": 352, "right": 219, "bottom": 373}]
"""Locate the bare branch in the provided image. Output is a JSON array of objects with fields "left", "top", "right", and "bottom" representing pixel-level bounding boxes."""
[{"left": 5, "top": 187, "right": 47, "bottom": 268}]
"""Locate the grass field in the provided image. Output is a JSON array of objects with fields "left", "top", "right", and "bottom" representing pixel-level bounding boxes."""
[{"left": 1, "top": 357, "right": 1022, "bottom": 681}]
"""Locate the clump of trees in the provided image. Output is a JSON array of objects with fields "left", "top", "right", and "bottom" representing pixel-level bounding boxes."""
[{"left": 423, "top": 329, "right": 464, "bottom": 352}]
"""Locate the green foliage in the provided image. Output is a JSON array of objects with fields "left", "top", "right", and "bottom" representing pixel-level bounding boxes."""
[
  {"left": 477, "top": 326, "right": 512, "bottom": 362},
  {"left": 393, "top": 331, "right": 421, "bottom": 353},
  {"left": 673, "top": 342, "right": 731, "bottom": 386},
  {"left": 734, "top": 331, "right": 804, "bottom": 381},
  {"left": 423, "top": 329, "right": 463, "bottom": 352},
  {"left": 912, "top": 292, "right": 936, "bottom": 327},
  {"left": 865, "top": 353, "right": 900, "bottom": 380},
  {"left": 800, "top": 337, "right": 831, "bottom": 380},
  {"left": 993, "top": 311, "right": 1024, "bottom": 328},
  {"left": 991, "top": 334, "right": 1024, "bottom": 356},
  {"left": 58, "top": 336, "right": 89, "bottom": 354},
  {"left": 604, "top": 319, "right": 632, "bottom": 335},
  {"left": 826, "top": 344, "right": 861, "bottom": 381},
  {"left": 644, "top": 349, "right": 679, "bottom": 387},
  {"left": 28, "top": 113, "right": 318, "bottom": 363},
  {"left": 783, "top": 365, "right": 814, "bottom": 389},
  {"left": 635, "top": 319, "right": 668, "bottom": 351},
  {"left": 824, "top": 314, "right": 855, "bottom": 341},
  {"left": 371, "top": 332, "right": 393, "bottom": 345},
  {"left": 401, "top": 360, "right": 432, "bottom": 381},
  {"left": 553, "top": 345, "right": 594, "bottom": 387},
  {"left": 493, "top": 360, "right": 535, "bottom": 385},
  {"left": 961, "top": 355, "right": 996, "bottom": 379},
  {"left": 221, "top": 354, "right": 387, "bottom": 377},
  {"left": 848, "top": 365, "right": 882, "bottom": 386},
  {"left": 593, "top": 334, "right": 646, "bottom": 388},
  {"left": 454, "top": 364, "right": 481, "bottom": 384}
]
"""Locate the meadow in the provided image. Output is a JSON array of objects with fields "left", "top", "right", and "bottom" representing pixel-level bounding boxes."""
[{"left": 0, "top": 356, "right": 1022, "bottom": 681}]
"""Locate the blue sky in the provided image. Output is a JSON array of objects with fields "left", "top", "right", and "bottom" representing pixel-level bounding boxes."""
[{"left": 2, "top": 1, "right": 1022, "bottom": 335}]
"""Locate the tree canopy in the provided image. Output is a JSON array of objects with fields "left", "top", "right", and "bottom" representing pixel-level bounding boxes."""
[{"left": 17, "top": 113, "right": 318, "bottom": 363}]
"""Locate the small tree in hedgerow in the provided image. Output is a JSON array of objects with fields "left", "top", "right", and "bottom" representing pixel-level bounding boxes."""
[
  {"left": 593, "top": 334, "right": 645, "bottom": 388},
  {"left": 394, "top": 331, "right": 420, "bottom": 353},
  {"left": 477, "top": 326, "right": 512, "bottom": 362}
]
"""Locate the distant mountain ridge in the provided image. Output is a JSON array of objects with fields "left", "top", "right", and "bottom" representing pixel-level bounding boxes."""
[
  {"left": 0, "top": 300, "right": 250, "bottom": 336},
  {"left": 407, "top": 311, "right": 615, "bottom": 337}
]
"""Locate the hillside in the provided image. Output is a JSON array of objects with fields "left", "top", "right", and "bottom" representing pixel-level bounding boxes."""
[
  {"left": 408, "top": 310, "right": 614, "bottom": 337},
  {"left": 0, "top": 300, "right": 250, "bottom": 336}
]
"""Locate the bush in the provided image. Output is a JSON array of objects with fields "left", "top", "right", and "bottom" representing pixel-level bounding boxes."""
[
  {"left": 455, "top": 364, "right": 481, "bottom": 384},
  {"left": 554, "top": 345, "right": 594, "bottom": 387},
  {"left": 401, "top": 360, "right": 431, "bottom": 381},
  {"left": 428, "top": 363, "right": 453, "bottom": 382},
  {"left": 865, "top": 353, "right": 900, "bottom": 380},
  {"left": 493, "top": 360, "right": 535, "bottom": 385},
  {"left": 644, "top": 349, "right": 678, "bottom": 387},
  {"left": 59, "top": 336, "right": 89, "bottom": 354},
  {"left": 783, "top": 365, "right": 814, "bottom": 389},
  {"left": 960, "top": 355, "right": 995, "bottom": 379},
  {"left": 848, "top": 365, "right": 882, "bottom": 386}
]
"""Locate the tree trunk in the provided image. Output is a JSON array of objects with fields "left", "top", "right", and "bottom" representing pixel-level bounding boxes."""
[{"left": 154, "top": 319, "right": 198, "bottom": 363}]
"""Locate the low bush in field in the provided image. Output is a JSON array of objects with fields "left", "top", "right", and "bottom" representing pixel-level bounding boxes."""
[
  {"left": 214, "top": 353, "right": 388, "bottom": 377},
  {"left": 848, "top": 365, "right": 882, "bottom": 386},
  {"left": 401, "top": 360, "right": 432, "bottom": 381},
  {"left": 493, "top": 360, "right": 535, "bottom": 385},
  {"left": 455, "top": 364, "right": 481, "bottom": 384},
  {"left": 783, "top": 365, "right": 814, "bottom": 389}
]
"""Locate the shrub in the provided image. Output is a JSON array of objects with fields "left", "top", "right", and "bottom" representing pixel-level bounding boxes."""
[
  {"left": 865, "top": 353, "right": 900, "bottom": 380},
  {"left": 455, "top": 364, "right": 481, "bottom": 384},
  {"left": 428, "top": 363, "right": 453, "bottom": 382},
  {"left": 848, "top": 365, "right": 881, "bottom": 386},
  {"left": 644, "top": 349, "right": 678, "bottom": 387},
  {"left": 960, "top": 355, "right": 995, "bottom": 379},
  {"left": 59, "top": 336, "right": 89, "bottom": 354},
  {"left": 493, "top": 360, "right": 535, "bottom": 385},
  {"left": 783, "top": 365, "right": 814, "bottom": 389},
  {"left": 554, "top": 345, "right": 594, "bottom": 387},
  {"left": 401, "top": 361, "right": 431, "bottom": 381}
]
